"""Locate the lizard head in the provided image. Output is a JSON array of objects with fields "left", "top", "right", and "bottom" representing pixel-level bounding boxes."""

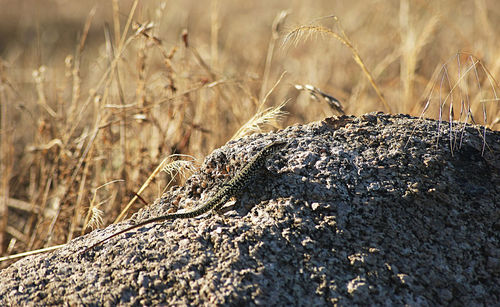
[{"left": 262, "top": 140, "right": 289, "bottom": 157}]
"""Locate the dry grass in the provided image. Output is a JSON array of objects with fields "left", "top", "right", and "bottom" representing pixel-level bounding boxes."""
[{"left": 0, "top": 0, "right": 498, "bottom": 265}]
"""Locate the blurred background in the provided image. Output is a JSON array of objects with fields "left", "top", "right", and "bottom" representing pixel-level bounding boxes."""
[{"left": 0, "top": 0, "right": 498, "bottom": 261}]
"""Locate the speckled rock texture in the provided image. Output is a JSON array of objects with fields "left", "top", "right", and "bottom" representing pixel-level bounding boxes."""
[{"left": 1, "top": 113, "right": 499, "bottom": 306}]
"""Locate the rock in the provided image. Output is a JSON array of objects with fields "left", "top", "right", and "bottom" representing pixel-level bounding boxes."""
[{"left": 0, "top": 113, "right": 499, "bottom": 306}]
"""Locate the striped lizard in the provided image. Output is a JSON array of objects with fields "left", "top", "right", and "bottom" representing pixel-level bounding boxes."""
[{"left": 81, "top": 140, "right": 288, "bottom": 254}]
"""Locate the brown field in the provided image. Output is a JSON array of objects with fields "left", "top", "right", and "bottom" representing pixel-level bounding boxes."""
[{"left": 0, "top": 0, "right": 498, "bottom": 263}]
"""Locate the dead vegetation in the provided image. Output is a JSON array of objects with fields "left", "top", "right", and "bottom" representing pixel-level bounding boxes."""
[{"left": 0, "top": 0, "right": 498, "bottom": 265}]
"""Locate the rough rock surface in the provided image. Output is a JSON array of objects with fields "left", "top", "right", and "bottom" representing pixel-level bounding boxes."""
[{"left": 0, "top": 113, "right": 499, "bottom": 306}]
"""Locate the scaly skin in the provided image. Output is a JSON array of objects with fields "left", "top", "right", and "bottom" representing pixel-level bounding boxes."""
[{"left": 81, "top": 141, "right": 288, "bottom": 254}]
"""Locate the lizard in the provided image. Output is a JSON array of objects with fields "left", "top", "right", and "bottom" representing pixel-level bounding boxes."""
[{"left": 80, "top": 140, "right": 288, "bottom": 254}]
